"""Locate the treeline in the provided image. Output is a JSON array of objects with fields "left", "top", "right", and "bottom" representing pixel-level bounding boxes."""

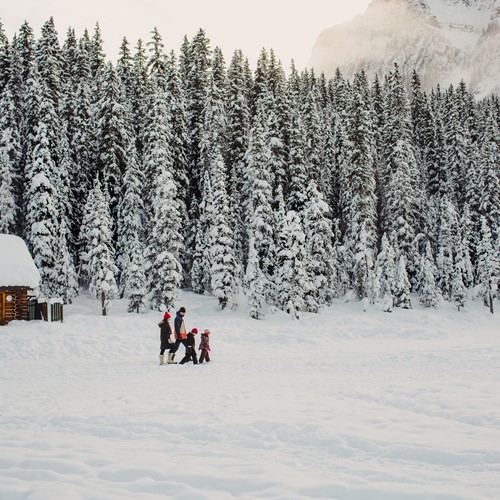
[{"left": 0, "top": 18, "right": 498, "bottom": 317}]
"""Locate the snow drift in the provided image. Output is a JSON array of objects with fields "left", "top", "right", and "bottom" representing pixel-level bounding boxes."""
[{"left": 1, "top": 291, "right": 499, "bottom": 499}]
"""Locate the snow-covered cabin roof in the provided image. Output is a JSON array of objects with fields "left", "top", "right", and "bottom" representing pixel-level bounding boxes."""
[{"left": 0, "top": 234, "right": 41, "bottom": 288}]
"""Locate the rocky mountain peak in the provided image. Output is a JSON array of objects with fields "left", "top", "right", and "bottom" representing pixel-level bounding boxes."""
[{"left": 310, "top": 0, "right": 500, "bottom": 96}]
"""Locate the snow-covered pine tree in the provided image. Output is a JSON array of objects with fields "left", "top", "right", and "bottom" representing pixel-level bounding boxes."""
[
  {"left": 124, "top": 233, "right": 147, "bottom": 313},
  {"left": 89, "top": 23, "right": 105, "bottom": 80},
  {"left": 286, "top": 106, "right": 309, "bottom": 213},
  {"left": 0, "top": 21, "right": 10, "bottom": 94},
  {"left": 95, "top": 63, "right": 132, "bottom": 239},
  {"left": 252, "top": 48, "right": 269, "bottom": 113},
  {"left": 116, "top": 37, "right": 134, "bottom": 99},
  {"left": 331, "top": 113, "right": 352, "bottom": 224},
  {"left": 343, "top": 71, "right": 377, "bottom": 300},
  {"left": 435, "top": 195, "right": 458, "bottom": 301},
  {"left": 410, "top": 70, "right": 428, "bottom": 167},
  {"left": 455, "top": 203, "right": 475, "bottom": 289},
  {"left": 394, "top": 254, "right": 412, "bottom": 309},
  {"left": 275, "top": 209, "right": 309, "bottom": 319},
  {"left": 302, "top": 181, "right": 336, "bottom": 311},
  {"left": 382, "top": 64, "right": 420, "bottom": 282},
  {"left": 81, "top": 178, "right": 118, "bottom": 315},
  {"left": 245, "top": 237, "right": 266, "bottom": 320},
  {"left": 445, "top": 86, "right": 470, "bottom": 207},
  {"left": 209, "top": 150, "right": 238, "bottom": 309},
  {"left": 53, "top": 217, "right": 79, "bottom": 303},
  {"left": 27, "top": 40, "right": 71, "bottom": 236},
  {"left": 318, "top": 111, "right": 336, "bottom": 212},
  {"left": 190, "top": 172, "right": 212, "bottom": 294},
  {"left": 267, "top": 52, "right": 290, "bottom": 199},
  {"left": 146, "top": 27, "right": 167, "bottom": 82},
  {"left": 426, "top": 89, "right": 447, "bottom": 199},
  {"left": 24, "top": 122, "right": 60, "bottom": 298},
  {"left": 475, "top": 217, "right": 499, "bottom": 311},
  {"left": 129, "top": 39, "right": 148, "bottom": 158},
  {"left": 300, "top": 81, "right": 324, "bottom": 184},
  {"left": 164, "top": 51, "right": 189, "bottom": 236},
  {"left": 418, "top": 241, "right": 440, "bottom": 308},
  {"left": 116, "top": 141, "right": 143, "bottom": 296},
  {"left": 67, "top": 36, "right": 95, "bottom": 251},
  {"left": 142, "top": 77, "right": 183, "bottom": 310},
  {"left": 14, "top": 21, "right": 35, "bottom": 83},
  {"left": 374, "top": 233, "right": 397, "bottom": 312},
  {"left": 477, "top": 103, "right": 500, "bottom": 234},
  {"left": 182, "top": 29, "right": 211, "bottom": 202},
  {"left": 195, "top": 46, "right": 236, "bottom": 305},
  {"left": 451, "top": 265, "right": 466, "bottom": 312},
  {"left": 226, "top": 49, "right": 251, "bottom": 268},
  {"left": 94, "top": 62, "right": 130, "bottom": 234},
  {"left": 34, "top": 17, "right": 63, "bottom": 110},
  {"left": 27, "top": 51, "right": 75, "bottom": 299},
  {"left": 0, "top": 84, "right": 20, "bottom": 234},
  {"left": 243, "top": 101, "right": 275, "bottom": 292},
  {"left": 331, "top": 219, "right": 350, "bottom": 299}
]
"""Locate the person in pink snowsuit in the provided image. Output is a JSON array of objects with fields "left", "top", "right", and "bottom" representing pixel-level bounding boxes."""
[{"left": 198, "top": 329, "right": 211, "bottom": 363}]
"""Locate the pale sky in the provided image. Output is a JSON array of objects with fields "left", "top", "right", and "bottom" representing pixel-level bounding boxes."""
[{"left": 1, "top": 0, "right": 372, "bottom": 70}]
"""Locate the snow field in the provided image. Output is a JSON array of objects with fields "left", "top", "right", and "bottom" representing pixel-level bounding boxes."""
[{"left": 1, "top": 292, "right": 499, "bottom": 499}]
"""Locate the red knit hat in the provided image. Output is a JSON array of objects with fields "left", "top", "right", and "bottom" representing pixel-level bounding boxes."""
[
  {"left": 203, "top": 329, "right": 210, "bottom": 335},
  {"left": 191, "top": 328, "right": 198, "bottom": 334},
  {"left": 164, "top": 311, "right": 171, "bottom": 319}
]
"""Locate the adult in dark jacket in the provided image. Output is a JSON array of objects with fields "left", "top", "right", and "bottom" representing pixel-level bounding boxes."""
[
  {"left": 168, "top": 307, "right": 188, "bottom": 364},
  {"left": 158, "top": 311, "right": 173, "bottom": 365},
  {"left": 180, "top": 328, "right": 199, "bottom": 364}
]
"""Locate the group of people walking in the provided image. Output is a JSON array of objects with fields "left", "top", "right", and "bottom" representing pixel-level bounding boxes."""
[{"left": 158, "top": 307, "right": 211, "bottom": 365}]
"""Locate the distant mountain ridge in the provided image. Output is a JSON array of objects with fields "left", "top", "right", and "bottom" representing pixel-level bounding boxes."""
[{"left": 310, "top": 0, "right": 500, "bottom": 96}]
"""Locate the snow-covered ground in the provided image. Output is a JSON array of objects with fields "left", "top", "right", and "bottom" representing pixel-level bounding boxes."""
[{"left": 1, "top": 292, "right": 499, "bottom": 500}]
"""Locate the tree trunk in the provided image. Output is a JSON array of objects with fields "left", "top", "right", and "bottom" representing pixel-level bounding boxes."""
[{"left": 101, "top": 291, "right": 107, "bottom": 316}]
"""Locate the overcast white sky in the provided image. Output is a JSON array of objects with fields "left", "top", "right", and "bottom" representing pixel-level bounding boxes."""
[{"left": 1, "top": 0, "right": 372, "bottom": 69}]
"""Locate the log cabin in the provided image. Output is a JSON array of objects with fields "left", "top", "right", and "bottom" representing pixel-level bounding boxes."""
[{"left": 0, "top": 234, "right": 41, "bottom": 325}]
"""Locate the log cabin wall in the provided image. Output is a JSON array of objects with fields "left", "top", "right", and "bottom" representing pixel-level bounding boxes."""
[{"left": 0, "top": 288, "right": 29, "bottom": 324}]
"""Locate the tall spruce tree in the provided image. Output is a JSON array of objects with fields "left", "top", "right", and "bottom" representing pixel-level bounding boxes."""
[
  {"left": 343, "top": 71, "right": 377, "bottom": 300},
  {"left": 435, "top": 196, "right": 458, "bottom": 300},
  {"left": 302, "top": 182, "right": 336, "bottom": 311},
  {"left": 0, "top": 84, "right": 20, "bottom": 234},
  {"left": 25, "top": 121, "right": 61, "bottom": 297},
  {"left": 475, "top": 217, "right": 499, "bottom": 310},
  {"left": 183, "top": 28, "right": 211, "bottom": 201},
  {"left": 374, "top": 234, "right": 397, "bottom": 312},
  {"left": 79, "top": 178, "right": 118, "bottom": 315},
  {"left": 142, "top": 74, "right": 182, "bottom": 310},
  {"left": 419, "top": 241, "right": 440, "bottom": 308},
  {"left": 287, "top": 106, "right": 309, "bottom": 213},
  {"left": 243, "top": 101, "right": 275, "bottom": 288},
  {"left": 245, "top": 237, "right": 266, "bottom": 320},
  {"left": 382, "top": 64, "right": 420, "bottom": 281},
  {"left": 209, "top": 150, "right": 238, "bottom": 309},
  {"left": 275, "top": 209, "right": 309, "bottom": 319},
  {"left": 94, "top": 62, "right": 130, "bottom": 232}
]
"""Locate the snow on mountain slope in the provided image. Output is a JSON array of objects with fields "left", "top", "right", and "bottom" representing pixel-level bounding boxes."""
[
  {"left": 1, "top": 291, "right": 500, "bottom": 499},
  {"left": 310, "top": 0, "right": 500, "bottom": 96}
]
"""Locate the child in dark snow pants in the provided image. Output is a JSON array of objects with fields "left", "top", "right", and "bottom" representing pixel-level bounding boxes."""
[
  {"left": 180, "top": 328, "right": 198, "bottom": 364},
  {"left": 199, "top": 329, "right": 211, "bottom": 363}
]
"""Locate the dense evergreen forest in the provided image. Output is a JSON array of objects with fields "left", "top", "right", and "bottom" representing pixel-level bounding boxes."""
[{"left": 0, "top": 19, "right": 498, "bottom": 317}]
